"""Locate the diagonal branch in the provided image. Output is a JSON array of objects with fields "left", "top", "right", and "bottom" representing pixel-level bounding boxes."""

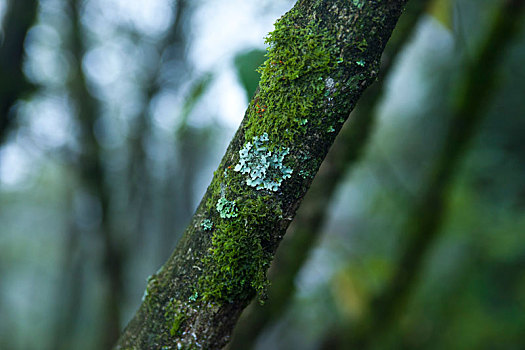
[
  {"left": 228, "top": 0, "right": 431, "bottom": 348},
  {"left": 116, "top": 1, "right": 407, "bottom": 348}
]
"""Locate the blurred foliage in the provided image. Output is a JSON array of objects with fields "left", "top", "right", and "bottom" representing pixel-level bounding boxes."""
[
  {"left": 0, "top": 0, "right": 37, "bottom": 143},
  {"left": 234, "top": 49, "right": 266, "bottom": 101},
  {"left": 1, "top": 0, "right": 524, "bottom": 349},
  {"left": 176, "top": 72, "right": 213, "bottom": 136},
  {"left": 427, "top": 0, "right": 452, "bottom": 30}
]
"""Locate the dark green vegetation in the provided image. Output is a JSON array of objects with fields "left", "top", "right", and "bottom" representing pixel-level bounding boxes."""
[{"left": 0, "top": 0, "right": 37, "bottom": 143}]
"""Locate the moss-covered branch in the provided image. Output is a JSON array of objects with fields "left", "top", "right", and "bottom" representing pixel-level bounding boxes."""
[
  {"left": 116, "top": 1, "right": 407, "bottom": 349},
  {"left": 228, "top": 0, "right": 431, "bottom": 348}
]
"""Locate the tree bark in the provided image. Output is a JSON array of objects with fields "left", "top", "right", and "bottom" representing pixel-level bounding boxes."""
[{"left": 116, "top": 1, "right": 407, "bottom": 349}]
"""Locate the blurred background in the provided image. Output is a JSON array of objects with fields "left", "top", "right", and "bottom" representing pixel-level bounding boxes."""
[{"left": 0, "top": 0, "right": 524, "bottom": 349}]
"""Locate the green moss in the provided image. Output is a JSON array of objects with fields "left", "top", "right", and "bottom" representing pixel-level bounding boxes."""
[
  {"left": 143, "top": 274, "right": 161, "bottom": 312},
  {"left": 357, "top": 38, "right": 368, "bottom": 52},
  {"left": 164, "top": 299, "right": 186, "bottom": 337},
  {"left": 169, "top": 313, "right": 185, "bottom": 337},
  {"left": 140, "top": 274, "right": 193, "bottom": 344},
  {"left": 196, "top": 133, "right": 291, "bottom": 304},
  {"left": 194, "top": 2, "right": 382, "bottom": 306},
  {"left": 244, "top": 7, "right": 342, "bottom": 148},
  {"left": 198, "top": 191, "right": 282, "bottom": 303},
  {"left": 193, "top": 9, "right": 348, "bottom": 305}
]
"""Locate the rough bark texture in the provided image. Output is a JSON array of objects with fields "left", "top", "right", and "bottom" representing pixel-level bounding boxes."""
[{"left": 116, "top": 1, "right": 407, "bottom": 349}]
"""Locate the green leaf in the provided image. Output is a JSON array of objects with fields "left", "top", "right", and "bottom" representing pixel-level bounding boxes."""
[{"left": 234, "top": 49, "right": 267, "bottom": 101}]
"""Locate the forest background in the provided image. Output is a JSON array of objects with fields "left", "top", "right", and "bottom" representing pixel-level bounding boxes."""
[{"left": 1, "top": 0, "right": 524, "bottom": 349}]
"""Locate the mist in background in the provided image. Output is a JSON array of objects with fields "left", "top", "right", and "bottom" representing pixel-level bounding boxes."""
[{"left": 1, "top": 0, "right": 524, "bottom": 349}]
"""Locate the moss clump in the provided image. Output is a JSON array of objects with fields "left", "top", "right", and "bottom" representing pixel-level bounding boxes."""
[
  {"left": 244, "top": 8, "right": 341, "bottom": 147},
  {"left": 143, "top": 274, "right": 162, "bottom": 313},
  {"left": 140, "top": 275, "right": 189, "bottom": 345},
  {"left": 198, "top": 190, "right": 282, "bottom": 303},
  {"left": 169, "top": 313, "right": 185, "bottom": 337},
  {"left": 194, "top": 7, "right": 346, "bottom": 305}
]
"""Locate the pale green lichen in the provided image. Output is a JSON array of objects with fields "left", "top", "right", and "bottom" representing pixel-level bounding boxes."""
[
  {"left": 188, "top": 291, "right": 198, "bottom": 302},
  {"left": 141, "top": 274, "right": 157, "bottom": 302},
  {"left": 216, "top": 197, "right": 238, "bottom": 218},
  {"left": 299, "top": 170, "right": 312, "bottom": 179},
  {"left": 234, "top": 133, "right": 293, "bottom": 191},
  {"left": 201, "top": 219, "right": 213, "bottom": 231},
  {"left": 141, "top": 289, "right": 148, "bottom": 302}
]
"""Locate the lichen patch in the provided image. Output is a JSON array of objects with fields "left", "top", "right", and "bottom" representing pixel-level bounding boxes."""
[{"left": 234, "top": 133, "right": 293, "bottom": 191}]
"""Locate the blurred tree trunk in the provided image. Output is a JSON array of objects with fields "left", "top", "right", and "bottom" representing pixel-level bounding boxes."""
[
  {"left": 162, "top": 73, "right": 214, "bottom": 259},
  {"left": 115, "top": 1, "right": 407, "bottom": 349},
  {"left": 326, "top": 0, "right": 525, "bottom": 348},
  {"left": 0, "top": 2, "right": 36, "bottom": 346},
  {"left": 126, "top": 0, "right": 191, "bottom": 256},
  {"left": 49, "top": 192, "right": 86, "bottom": 350},
  {"left": 65, "top": 0, "right": 124, "bottom": 348},
  {"left": 228, "top": 0, "right": 431, "bottom": 348},
  {"left": 0, "top": 0, "right": 38, "bottom": 144}
]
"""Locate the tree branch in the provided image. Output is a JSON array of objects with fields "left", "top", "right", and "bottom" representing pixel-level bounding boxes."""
[
  {"left": 228, "top": 0, "right": 431, "bottom": 348},
  {"left": 116, "top": 1, "right": 407, "bottom": 348}
]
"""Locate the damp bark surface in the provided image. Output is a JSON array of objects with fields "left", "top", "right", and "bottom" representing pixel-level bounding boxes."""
[{"left": 115, "top": 0, "right": 407, "bottom": 349}]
